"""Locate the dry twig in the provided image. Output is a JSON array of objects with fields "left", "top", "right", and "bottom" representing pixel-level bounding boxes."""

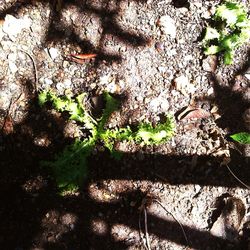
[
  {"left": 19, "top": 49, "right": 38, "bottom": 93},
  {"left": 152, "top": 199, "right": 189, "bottom": 245},
  {"left": 139, "top": 196, "right": 189, "bottom": 250},
  {"left": 225, "top": 164, "right": 250, "bottom": 189},
  {"left": 144, "top": 207, "right": 151, "bottom": 250}
]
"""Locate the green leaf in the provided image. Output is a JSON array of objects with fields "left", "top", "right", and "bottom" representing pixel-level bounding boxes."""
[
  {"left": 215, "top": 2, "right": 247, "bottom": 27},
  {"left": 203, "top": 27, "right": 220, "bottom": 42},
  {"left": 99, "top": 92, "right": 120, "bottom": 129},
  {"left": 223, "top": 50, "right": 234, "bottom": 65},
  {"left": 135, "top": 116, "right": 175, "bottom": 145},
  {"left": 204, "top": 45, "right": 222, "bottom": 55},
  {"left": 38, "top": 91, "right": 49, "bottom": 106},
  {"left": 230, "top": 132, "right": 250, "bottom": 144},
  {"left": 42, "top": 139, "right": 95, "bottom": 192},
  {"left": 221, "top": 34, "right": 240, "bottom": 49},
  {"left": 100, "top": 126, "right": 133, "bottom": 155},
  {"left": 53, "top": 98, "right": 67, "bottom": 111},
  {"left": 202, "top": 1, "right": 250, "bottom": 65}
]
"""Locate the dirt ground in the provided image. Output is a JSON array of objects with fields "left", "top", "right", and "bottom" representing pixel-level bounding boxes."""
[{"left": 0, "top": 0, "right": 250, "bottom": 249}]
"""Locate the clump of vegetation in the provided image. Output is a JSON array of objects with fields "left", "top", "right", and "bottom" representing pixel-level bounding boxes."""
[
  {"left": 230, "top": 132, "right": 250, "bottom": 144},
  {"left": 39, "top": 91, "right": 175, "bottom": 193},
  {"left": 203, "top": 1, "right": 250, "bottom": 65}
]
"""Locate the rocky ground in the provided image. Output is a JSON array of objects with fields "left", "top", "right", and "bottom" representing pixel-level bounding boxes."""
[{"left": 0, "top": 0, "right": 250, "bottom": 249}]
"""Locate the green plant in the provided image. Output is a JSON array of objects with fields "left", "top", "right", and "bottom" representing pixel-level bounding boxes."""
[
  {"left": 202, "top": 1, "right": 250, "bottom": 65},
  {"left": 39, "top": 91, "right": 175, "bottom": 193},
  {"left": 230, "top": 132, "right": 250, "bottom": 144}
]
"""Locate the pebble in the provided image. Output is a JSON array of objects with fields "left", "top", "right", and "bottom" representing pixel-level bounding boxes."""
[
  {"left": 149, "top": 98, "right": 160, "bottom": 112},
  {"left": 43, "top": 78, "right": 53, "bottom": 86},
  {"left": 3, "top": 15, "right": 31, "bottom": 40},
  {"left": 48, "top": 47, "right": 59, "bottom": 60},
  {"left": 160, "top": 99, "right": 169, "bottom": 110},
  {"left": 8, "top": 61, "right": 18, "bottom": 73},
  {"left": 202, "top": 55, "right": 217, "bottom": 72},
  {"left": 157, "top": 15, "right": 176, "bottom": 38},
  {"left": 8, "top": 53, "right": 17, "bottom": 61},
  {"left": 174, "top": 75, "right": 195, "bottom": 95},
  {"left": 155, "top": 41, "right": 164, "bottom": 52},
  {"left": 63, "top": 79, "right": 72, "bottom": 88},
  {"left": 56, "top": 82, "right": 64, "bottom": 92}
]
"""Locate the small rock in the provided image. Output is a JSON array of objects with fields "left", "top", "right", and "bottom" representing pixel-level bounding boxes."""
[
  {"left": 173, "top": 75, "right": 195, "bottom": 95},
  {"left": 184, "top": 55, "right": 193, "bottom": 61},
  {"left": 48, "top": 47, "right": 59, "bottom": 60},
  {"left": 56, "top": 82, "right": 64, "bottom": 92},
  {"left": 8, "top": 53, "right": 17, "bottom": 61},
  {"left": 8, "top": 61, "right": 18, "bottom": 73},
  {"left": 160, "top": 99, "right": 169, "bottom": 110},
  {"left": 33, "top": 134, "right": 51, "bottom": 147},
  {"left": 202, "top": 55, "right": 217, "bottom": 72},
  {"left": 99, "top": 74, "right": 111, "bottom": 85},
  {"left": 157, "top": 15, "right": 176, "bottom": 38},
  {"left": 149, "top": 98, "right": 160, "bottom": 112},
  {"left": 63, "top": 79, "right": 71, "bottom": 88},
  {"left": 3, "top": 15, "right": 31, "bottom": 40},
  {"left": 62, "top": 60, "right": 69, "bottom": 68},
  {"left": 155, "top": 41, "right": 164, "bottom": 52},
  {"left": 43, "top": 78, "right": 53, "bottom": 86},
  {"left": 194, "top": 184, "right": 201, "bottom": 194},
  {"left": 207, "top": 87, "right": 214, "bottom": 96}
]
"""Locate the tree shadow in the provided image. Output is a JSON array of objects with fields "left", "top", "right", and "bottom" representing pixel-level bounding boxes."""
[
  {"left": 0, "top": 1, "right": 250, "bottom": 249},
  {"left": 0, "top": 0, "right": 149, "bottom": 64},
  {"left": 0, "top": 74, "right": 249, "bottom": 249}
]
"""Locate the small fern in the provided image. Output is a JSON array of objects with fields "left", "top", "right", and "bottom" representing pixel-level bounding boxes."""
[
  {"left": 40, "top": 91, "right": 175, "bottom": 193},
  {"left": 203, "top": 1, "right": 250, "bottom": 65}
]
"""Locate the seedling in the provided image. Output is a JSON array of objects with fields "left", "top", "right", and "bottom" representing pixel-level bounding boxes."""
[
  {"left": 230, "top": 132, "right": 250, "bottom": 144},
  {"left": 203, "top": 1, "right": 250, "bottom": 65},
  {"left": 39, "top": 91, "right": 175, "bottom": 193}
]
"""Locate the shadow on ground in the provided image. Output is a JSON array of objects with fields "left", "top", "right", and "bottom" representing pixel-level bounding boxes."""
[
  {"left": 0, "top": 1, "right": 250, "bottom": 249},
  {"left": 0, "top": 0, "right": 149, "bottom": 64},
  {"left": 0, "top": 74, "right": 249, "bottom": 249}
]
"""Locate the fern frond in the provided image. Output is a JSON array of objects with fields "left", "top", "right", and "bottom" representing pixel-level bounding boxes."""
[
  {"left": 42, "top": 139, "right": 94, "bottom": 192},
  {"left": 98, "top": 92, "right": 120, "bottom": 130},
  {"left": 134, "top": 116, "right": 175, "bottom": 145}
]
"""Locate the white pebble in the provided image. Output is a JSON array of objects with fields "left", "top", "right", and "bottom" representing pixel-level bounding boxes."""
[
  {"left": 49, "top": 47, "right": 59, "bottom": 60},
  {"left": 157, "top": 15, "right": 176, "bottom": 39}
]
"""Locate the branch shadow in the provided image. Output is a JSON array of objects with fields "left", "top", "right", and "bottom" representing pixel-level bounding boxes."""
[
  {"left": 0, "top": 77, "right": 249, "bottom": 250},
  {"left": 0, "top": 1, "right": 249, "bottom": 249},
  {"left": 0, "top": 0, "right": 149, "bottom": 64}
]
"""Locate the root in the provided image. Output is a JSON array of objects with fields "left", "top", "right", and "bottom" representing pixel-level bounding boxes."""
[{"left": 226, "top": 164, "right": 250, "bottom": 190}]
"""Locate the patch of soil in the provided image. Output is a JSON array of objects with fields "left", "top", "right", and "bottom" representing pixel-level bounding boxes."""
[{"left": 0, "top": 0, "right": 250, "bottom": 249}]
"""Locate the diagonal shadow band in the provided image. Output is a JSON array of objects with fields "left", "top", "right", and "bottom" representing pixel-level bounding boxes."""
[{"left": 0, "top": 0, "right": 149, "bottom": 63}]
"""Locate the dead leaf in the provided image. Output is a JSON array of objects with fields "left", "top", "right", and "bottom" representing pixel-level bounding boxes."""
[
  {"left": 177, "top": 105, "right": 211, "bottom": 120},
  {"left": 210, "top": 197, "right": 245, "bottom": 241},
  {"left": 210, "top": 105, "right": 221, "bottom": 120}
]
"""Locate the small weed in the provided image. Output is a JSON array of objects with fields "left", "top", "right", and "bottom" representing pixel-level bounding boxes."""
[
  {"left": 202, "top": 1, "right": 250, "bottom": 65},
  {"left": 39, "top": 91, "right": 175, "bottom": 193}
]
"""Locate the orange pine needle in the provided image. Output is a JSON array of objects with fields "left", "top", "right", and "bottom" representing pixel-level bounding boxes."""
[{"left": 70, "top": 53, "right": 97, "bottom": 60}]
